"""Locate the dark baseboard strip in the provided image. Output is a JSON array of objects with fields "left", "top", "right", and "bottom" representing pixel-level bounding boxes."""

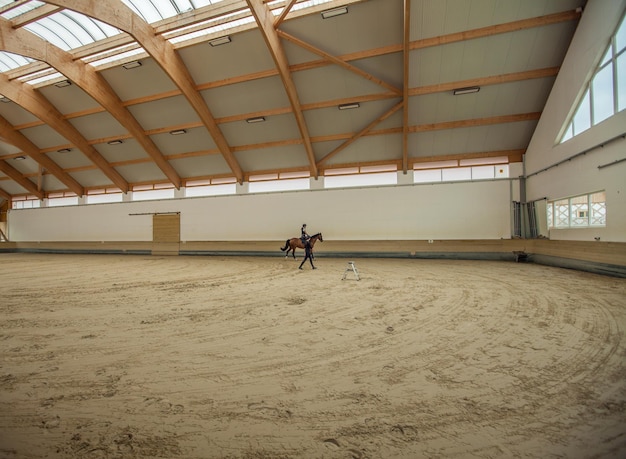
[
  {"left": 1, "top": 247, "right": 624, "bottom": 278},
  {"left": 531, "top": 254, "right": 626, "bottom": 278}
]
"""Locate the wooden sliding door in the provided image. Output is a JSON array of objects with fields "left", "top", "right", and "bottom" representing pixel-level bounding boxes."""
[{"left": 152, "top": 213, "right": 180, "bottom": 255}]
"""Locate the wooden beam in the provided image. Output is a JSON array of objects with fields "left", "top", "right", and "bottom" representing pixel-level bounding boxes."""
[
  {"left": 0, "top": 159, "right": 43, "bottom": 199},
  {"left": 45, "top": 0, "right": 244, "bottom": 184},
  {"left": 277, "top": 30, "right": 402, "bottom": 95},
  {"left": 0, "top": 115, "right": 84, "bottom": 196},
  {"left": 246, "top": 0, "right": 318, "bottom": 178},
  {"left": 274, "top": 0, "right": 298, "bottom": 28},
  {"left": 402, "top": 0, "right": 411, "bottom": 172},
  {"left": 410, "top": 67, "right": 560, "bottom": 96},
  {"left": 409, "top": 112, "right": 542, "bottom": 133},
  {"left": 0, "top": 185, "right": 10, "bottom": 201},
  {"left": 0, "top": 74, "right": 129, "bottom": 193},
  {"left": 0, "top": 19, "right": 182, "bottom": 189},
  {"left": 11, "top": 4, "right": 60, "bottom": 28}
]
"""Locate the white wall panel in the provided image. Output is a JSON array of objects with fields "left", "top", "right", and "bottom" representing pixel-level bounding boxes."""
[{"left": 8, "top": 180, "right": 513, "bottom": 242}]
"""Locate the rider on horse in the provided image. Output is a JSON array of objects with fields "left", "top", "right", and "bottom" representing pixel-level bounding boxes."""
[{"left": 301, "top": 224, "right": 310, "bottom": 244}]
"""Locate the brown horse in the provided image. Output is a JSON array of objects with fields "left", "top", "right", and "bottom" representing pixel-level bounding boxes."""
[{"left": 280, "top": 232, "right": 323, "bottom": 259}]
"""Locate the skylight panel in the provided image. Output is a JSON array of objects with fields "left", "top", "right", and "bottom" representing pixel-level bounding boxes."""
[
  {"left": 190, "top": 0, "right": 224, "bottom": 8},
  {"left": 0, "top": 51, "right": 33, "bottom": 72},
  {"left": 0, "top": 0, "right": 44, "bottom": 20},
  {"left": 25, "top": 21, "right": 79, "bottom": 50},
  {"left": 58, "top": 10, "right": 120, "bottom": 41},
  {"left": 20, "top": 70, "right": 64, "bottom": 87},
  {"left": 121, "top": 0, "right": 226, "bottom": 24},
  {"left": 167, "top": 14, "right": 254, "bottom": 44},
  {"left": 88, "top": 47, "right": 147, "bottom": 68},
  {"left": 292, "top": 0, "right": 336, "bottom": 11},
  {"left": 122, "top": 0, "right": 167, "bottom": 23},
  {"left": 22, "top": 11, "right": 121, "bottom": 52}
]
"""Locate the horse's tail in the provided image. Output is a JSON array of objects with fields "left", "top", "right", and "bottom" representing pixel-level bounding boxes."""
[{"left": 280, "top": 239, "right": 290, "bottom": 251}]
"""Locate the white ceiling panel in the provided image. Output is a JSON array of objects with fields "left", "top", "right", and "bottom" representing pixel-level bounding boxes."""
[
  {"left": 38, "top": 83, "right": 99, "bottom": 115},
  {"left": 305, "top": 99, "right": 401, "bottom": 137},
  {"left": 100, "top": 58, "right": 178, "bottom": 102},
  {"left": 221, "top": 112, "right": 301, "bottom": 147},
  {"left": 180, "top": 29, "right": 277, "bottom": 83},
  {"left": 202, "top": 75, "right": 290, "bottom": 118},
  {"left": 293, "top": 65, "right": 388, "bottom": 104},
  {"left": 127, "top": 96, "right": 200, "bottom": 131},
  {"left": 323, "top": 133, "right": 403, "bottom": 166},
  {"left": 68, "top": 112, "right": 128, "bottom": 141},
  {"left": 98, "top": 139, "right": 151, "bottom": 164},
  {"left": 170, "top": 154, "right": 232, "bottom": 178},
  {"left": 150, "top": 127, "right": 217, "bottom": 155},
  {"left": 235, "top": 144, "right": 310, "bottom": 172},
  {"left": 19, "top": 125, "right": 71, "bottom": 150},
  {"left": 115, "top": 162, "right": 167, "bottom": 184},
  {"left": 66, "top": 168, "right": 117, "bottom": 189}
]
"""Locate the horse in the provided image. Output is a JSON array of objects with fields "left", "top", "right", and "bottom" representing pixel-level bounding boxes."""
[{"left": 280, "top": 232, "right": 323, "bottom": 259}]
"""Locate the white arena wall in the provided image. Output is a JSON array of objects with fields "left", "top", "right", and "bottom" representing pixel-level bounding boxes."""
[{"left": 7, "top": 179, "right": 514, "bottom": 242}]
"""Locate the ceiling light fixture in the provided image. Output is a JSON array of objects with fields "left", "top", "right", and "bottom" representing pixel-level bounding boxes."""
[
  {"left": 107, "top": 139, "right": 123, "bottom": 145},
  {"left": 57, "top": 148, "right": 72, "bottom": 153},
  {"left": 246, "top": 116, "right": 266, "bottom": 123},
  {"left": 321, "top": 6, "right": 348, "bottom": 19},
  {"left": 169, "top": 129, "right": 187, "bottom": 135},
  {"left": 14, "top": 155, "right": 25, "bottom": 160},
  {"left": 209, "top": 36, "right": 231, "bottom": 47},
  {"left": 453, "top": 86, "right": 480, "bottom": 95},
  {"left": 54, "top": 80, "right": 71, "bottom": 88},
  {"left": 338, "top": 102, "right": 360, "bottom": 110},
  {"left": 122, "top": 60, "right": 142, "bottom": 69}
]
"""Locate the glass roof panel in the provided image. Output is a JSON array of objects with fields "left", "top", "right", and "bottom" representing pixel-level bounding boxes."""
[
  {"left": 0, "top": 0, "right": 44, "bottom": 20},
  {"left": 22, "top": 11, "right": 121, "bottom": 51},
  {"left": 0, "top": 51, "right": 34, "bottom": 72},
  {"left": 121, "top": 0, "right": 225, "bottom": 23},
  {"left": 123, "top": 0, "right": 165, "bottom": 23},
  {"left": 25, "top": 21, "right": 80, "bottom": 50}
]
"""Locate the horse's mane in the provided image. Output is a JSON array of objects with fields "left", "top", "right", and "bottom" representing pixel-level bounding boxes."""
[{"left": 311, "top": 232, "right": 321, "bottom": 237}]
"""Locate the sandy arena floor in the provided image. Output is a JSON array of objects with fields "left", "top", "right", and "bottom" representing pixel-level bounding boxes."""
[{"left": 1, "top": 253, "right": 625, "bottom": 458}]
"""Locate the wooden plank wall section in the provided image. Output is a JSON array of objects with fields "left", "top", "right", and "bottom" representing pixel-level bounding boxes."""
[
  {"left": 152, "top": 213, "right": 180, "bottom": 256},
  {"left": 527, "top": 240, "right": 626, "bottom": 267}
]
